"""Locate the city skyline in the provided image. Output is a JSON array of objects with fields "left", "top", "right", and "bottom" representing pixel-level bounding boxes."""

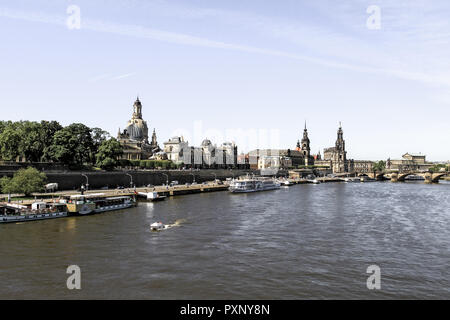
[{"left": 1, "top": 0, "right": 449, "bottom": 161}]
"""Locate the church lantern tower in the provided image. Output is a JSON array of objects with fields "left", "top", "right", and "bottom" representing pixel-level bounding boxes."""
[{"left": 132, "top": 97, "right": 143, "bottom": 120}]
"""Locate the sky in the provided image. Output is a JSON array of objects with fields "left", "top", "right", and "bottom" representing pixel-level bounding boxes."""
[{"left": 0, "top": 0, "right": 449, "bottom": 161}]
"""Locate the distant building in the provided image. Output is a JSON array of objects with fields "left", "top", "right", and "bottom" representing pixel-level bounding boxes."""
[
  {"left": 162, "top": 137, "right": 238, "bottom": 168},
  {"left": 315, "top": 123, "right": 374, "bottom": 174},
  {"left": 351, "top": 160, "right": 374, "bottom": 173},
  {"left": 295, "top": 122, "right": 315, "bottom": 166},
  {"left": 258, "top": 155, "right": 292, "bottom": 170},
  {"left": 387, "top": 153, "right": 433, "bottom": 172},
  {"left": 316, "top": 123, "right": 349, "bottom": 173},
  {"left": 237, "top": 153, "right": 250, "bottom": 169},
  {"left": 248, "top": 122, "right": 317, "bottom": 170},
  {"left": 163, "top": 136, "right": 189, "bottom": 164},
  {"left": 248, "top": 149, "right": 303, "bottom": 170},
  {"left": 117, "top": 97, "right": 160, "bottom": 161}
]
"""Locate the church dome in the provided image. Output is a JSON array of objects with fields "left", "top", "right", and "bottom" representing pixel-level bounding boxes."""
[
  {"left": 201, "top": 139, "right": 212, "bottom": 146},
  {"left": 126, "top": 119, "right": 148, "bottom": 142}
]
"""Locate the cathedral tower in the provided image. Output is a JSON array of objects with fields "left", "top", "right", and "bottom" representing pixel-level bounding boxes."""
[
  {"left": 335, "top": 122, "right": 345, "bottom": 152},
  {"left": 301, "top": 121, "right": 311, "bottom": 158}
]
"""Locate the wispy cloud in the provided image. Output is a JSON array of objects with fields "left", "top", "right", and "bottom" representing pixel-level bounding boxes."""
[
  {"left": 111, "top": 72, "right": 136, "bottom": 80},
  {"left": 1, "top": 4, "right": 450, "bottom": 88},
  {"left": 88, "top": 72, "right": 136, "bottom": 82},
  {"left": 88, "top": 73, "right": 112, "bottom": 83}
]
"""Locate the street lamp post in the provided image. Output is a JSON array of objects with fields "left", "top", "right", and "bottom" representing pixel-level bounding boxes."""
[
  {"left": 81, "top": 174, "right": 89, "bottom": 191},
  {"left": 125, "top": 173, "right": 134, "bottom": 188},
  {"left": 161, "top": 173, "right": 169, "bottom": 185}
]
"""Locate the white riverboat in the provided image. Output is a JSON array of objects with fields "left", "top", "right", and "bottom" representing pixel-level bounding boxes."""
[
  {"left": 229, "top": 177, "right": 281, "bottom": 193},
  {"left": 63, "top": 194, "right": 136, "bottom": 215},
  {"left": 0, "top": 202, "right": 68, "bottom": 224}
]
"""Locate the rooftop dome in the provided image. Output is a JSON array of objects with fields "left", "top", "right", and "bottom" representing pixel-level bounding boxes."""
[
  {"left": 126, "top": 119, "right": 148, "bottom": 142},
  {"left": 201, "top": 139, "right": 212, "bottom": 146}
]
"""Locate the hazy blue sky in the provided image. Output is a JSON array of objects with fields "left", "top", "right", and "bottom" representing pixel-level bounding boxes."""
[{"left": 1, "top": 0, "right": 449, "bottom": 161}]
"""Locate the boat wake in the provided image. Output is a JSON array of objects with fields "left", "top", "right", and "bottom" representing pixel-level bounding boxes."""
[{"left": 150, "top": 219, "right": 185, "bottom": 232}]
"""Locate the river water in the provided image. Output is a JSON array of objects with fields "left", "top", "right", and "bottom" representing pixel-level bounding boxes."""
[{"left": 1, "top": 181, "right": 449, "bottom": 299}]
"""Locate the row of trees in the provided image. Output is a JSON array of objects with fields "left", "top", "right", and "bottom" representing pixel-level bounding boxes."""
[
  {"left": 0, "top": 121, "right": 123, "bottom": 170},
  {"left": 429, "top": 163, "right": 450, "bottom": 173}
]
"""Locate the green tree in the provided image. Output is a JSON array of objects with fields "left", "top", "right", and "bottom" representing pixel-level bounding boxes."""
[
  {"left": 0, "top": 124, "right": 22, "bottom": 161},
  {"left": 17, "top": 121, "right": 45, "bottom": 162},
  {"left": 91, "top": 127, "right": 111, "bottom": 163},
  {"left": 429, "top": 164, "right": 447, "bottom": 173},
  {"left": 373, "top": 161, "right": 386, "bottom": 172},
  {"left": 95, "top": 138, "right": 123, "bottom": 170},
  {"left": 0, "top": 167, "right": 47, "bottom": 196},
  {"left": 41, "top": 121, "right": 63, "bottom": 161},
  {"left": 49, "top": 123, "right": 94, "bottom": 166}
]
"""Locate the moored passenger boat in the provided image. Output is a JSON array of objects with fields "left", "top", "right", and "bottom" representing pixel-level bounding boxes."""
[
  {"left": 229, "top": 177, "right": 280, "bottom": 193},
  {"left": 62, "top": 194, "right": 136, "bottom": 215},
  {"left": 0, "top": 202, "right": 68, "bottom": 224},
  {"left": 93, "top": 196, "right": 136, "bottom": 213}
]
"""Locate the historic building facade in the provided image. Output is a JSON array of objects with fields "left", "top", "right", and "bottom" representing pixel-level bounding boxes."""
[
  {"left": 387, "top": 153, "right": 433, "bottom": 172},
  {"left": 321, "top": 124, "right": 348, "bottom": 173},
  {"left": 296, "top": 122, "right": 314, "bottom": 166},
  {"left": 315, "top": 124, "right": 374, "bottom": 174},
  {"left": 117, "top": 97, "right": 160, "bottom": 161},
  {"left": 249, "top": 123, "right": 317, "bottom": 170},
  {"left": 162, "top": 137, "right": 238, "bottom": 168}
]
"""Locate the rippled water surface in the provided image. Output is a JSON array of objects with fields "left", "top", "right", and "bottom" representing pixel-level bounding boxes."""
[{"left": 1, "top": 181, "right": 449, "bottom": 299}]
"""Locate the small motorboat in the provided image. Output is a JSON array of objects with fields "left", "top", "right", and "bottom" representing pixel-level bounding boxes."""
[
  {"left": 148, "top": 192, "right": 167, "bottom": 202},
  {"left": 150, "top": 222, "right": 167, "bottom": 231},
  {"left": 360, "top": 176, "right": 376, "bottom": 182}
]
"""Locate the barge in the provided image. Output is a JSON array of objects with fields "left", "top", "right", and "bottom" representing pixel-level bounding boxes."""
[
  {"left": 1, "top": 194, "right": 137, "bottom": 223},
  {"left": 0, "top": 202, "right": 68, "bottom": 224}
]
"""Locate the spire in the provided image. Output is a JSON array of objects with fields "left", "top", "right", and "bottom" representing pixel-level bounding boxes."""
[
  {"left": 151, "top": 128, "right": 158, "bottom": 147},
  {"left": 304, "top": 120, "right": 307, "bottom": 131}
]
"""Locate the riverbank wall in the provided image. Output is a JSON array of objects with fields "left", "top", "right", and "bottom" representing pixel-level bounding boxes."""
[{"left": 0, "top": 169, "right": 288, "bottom": 190}]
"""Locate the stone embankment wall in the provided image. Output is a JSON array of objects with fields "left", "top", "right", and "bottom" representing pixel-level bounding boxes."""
[
  {"left": 0, "top": 166, "right": 290, "bottom": 190},
  {"left": 0, "top": 169, "right": 288, "bottom": 190}
]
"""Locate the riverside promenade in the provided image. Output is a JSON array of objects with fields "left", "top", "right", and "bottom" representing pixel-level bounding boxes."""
[{"left": 4, "top": 181, "right": 231, "bottom": 206}]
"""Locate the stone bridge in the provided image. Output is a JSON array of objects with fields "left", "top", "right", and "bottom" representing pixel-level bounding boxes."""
[{"left": 358, "top": 171, "right": 448, "bottom": 183}]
